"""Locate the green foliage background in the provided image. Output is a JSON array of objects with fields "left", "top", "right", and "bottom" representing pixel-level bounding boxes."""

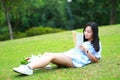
[
  {"left": 0, "top": 0, "right": 120, "bottom": 31},
  {"left": 0, "top": 0, "right": 120, "bottom": 40}
]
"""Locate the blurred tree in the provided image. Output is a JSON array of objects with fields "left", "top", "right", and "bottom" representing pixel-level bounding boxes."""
[
  {"left": 0, "top": 0, "right": 120, "bottom": 41},
  {"left": 0, "top": 0, "right": 30, "bottom": 39},
  {"left": 109, "top": 0, "right": 120, "bottom": 24},
  {"left": 1, "top": 0, "right": 13, "bottom": 39},
  {"left": 110, "top": 0, "right": 116, "bottom": 24},
  {"left": 71, "top": 0, "right": 111, "bottom": 28},
  {"left": 41, "top": 0, "right": 68, "bottom": 29}
]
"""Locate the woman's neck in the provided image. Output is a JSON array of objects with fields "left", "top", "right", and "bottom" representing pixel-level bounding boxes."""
[{"left": 88, "top": 38, "right": 93, "bottom": 42}]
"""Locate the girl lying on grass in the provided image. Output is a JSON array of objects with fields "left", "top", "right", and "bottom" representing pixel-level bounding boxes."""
[{"left": 13, "top": 22, "right": 102, "bottom": 75}]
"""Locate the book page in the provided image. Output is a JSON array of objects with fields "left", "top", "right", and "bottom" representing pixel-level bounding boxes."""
[{"left": 72, "top": 31, "right": 83, "bottom": 48}]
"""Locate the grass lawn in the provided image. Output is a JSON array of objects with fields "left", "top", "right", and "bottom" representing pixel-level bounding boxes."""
[{"left": 0, "top": 24, "right": 120, "bottom": 80}]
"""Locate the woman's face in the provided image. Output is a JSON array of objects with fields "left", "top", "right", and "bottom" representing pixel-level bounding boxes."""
[{"left": 84, "top": 26, "right": 93, "bottom": 41}]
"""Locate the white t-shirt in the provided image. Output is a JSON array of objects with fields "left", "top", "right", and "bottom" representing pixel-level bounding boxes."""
[{"left": 63, "top": 41, "right": 102, "bottom": 67}]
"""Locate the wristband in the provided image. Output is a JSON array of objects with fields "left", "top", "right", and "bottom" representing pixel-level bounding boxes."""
[{"left": 86, "top": 50, "right": 89, "bottom": 54}]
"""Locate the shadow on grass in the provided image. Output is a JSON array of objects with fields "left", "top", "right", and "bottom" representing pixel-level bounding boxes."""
[
  {"left": 14, "top": 74, "right": 29, "bottom": 77},
  {"left": 13, "top": 67, "right": 69, "bottom": 77},
  {"left": 33, "top": 67, "right": 69, "bottom": 75}
]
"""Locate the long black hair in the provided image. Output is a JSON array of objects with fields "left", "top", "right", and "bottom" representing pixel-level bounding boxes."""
[{"left": 83, "top": 22, "right": 100, "bottom": 52}]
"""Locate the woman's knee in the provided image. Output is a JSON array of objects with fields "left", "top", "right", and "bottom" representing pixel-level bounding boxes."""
[
  {"left": 43, "top": 52, "right": 54, "bottom": 59},
  {"left": 43, "top": 52, "right": 53, "bottom": 55}
]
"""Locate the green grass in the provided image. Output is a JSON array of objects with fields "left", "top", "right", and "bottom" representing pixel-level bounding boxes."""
[{"left": 0, "top": 24, "right": 120, "bottom": 80}]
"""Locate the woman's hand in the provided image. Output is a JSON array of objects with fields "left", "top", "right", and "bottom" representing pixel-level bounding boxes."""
[{"left": 79, "top": 45, "right": 88, "bottom": 54}]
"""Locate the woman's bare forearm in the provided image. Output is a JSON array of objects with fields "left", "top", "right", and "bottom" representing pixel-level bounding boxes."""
[{"left": 85, "top": 50, "right": 98, "bottom": 63}]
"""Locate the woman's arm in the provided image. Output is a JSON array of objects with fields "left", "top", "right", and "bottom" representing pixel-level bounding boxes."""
[
  {"left": 80, "top": 45, "right": 98, "bottom": 63},
  {"left": 85, "top": 50, "right": 98, "bottom": 63}
]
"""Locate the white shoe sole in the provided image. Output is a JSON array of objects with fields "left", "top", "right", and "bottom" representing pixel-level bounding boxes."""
[{"left": 13, "top": 68, "right": 33, "bottom": 75}]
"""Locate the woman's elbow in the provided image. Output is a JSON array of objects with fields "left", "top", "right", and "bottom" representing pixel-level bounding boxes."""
[
  {"left": 92, "top": 58, "right": 99, "bottom": 63},
  {"left": 94, "top": 60, "right": 98, "bottom": 63}
]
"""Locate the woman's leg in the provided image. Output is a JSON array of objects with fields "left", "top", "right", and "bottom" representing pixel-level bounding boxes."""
[
  {"left": 13, "top": 52, "right": 74, "bottom": 75},
  {"left": 28, "top": 52, "right": 74, "bottom": 69}
]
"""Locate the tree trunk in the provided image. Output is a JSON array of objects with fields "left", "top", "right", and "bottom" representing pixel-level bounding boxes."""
[
  {"left": 110, "top": 0, "right": 116, "bottom": 24},
  {"left": 1, "top": 0, "right": 13, "bottom": 40},
  {"left": 66, "top": 1, "right": 74, "bottom": 30}
]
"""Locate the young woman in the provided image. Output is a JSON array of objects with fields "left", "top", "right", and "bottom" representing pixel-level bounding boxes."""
[{"left": 13, "top": 22, "right": 102, "bottom": 75}]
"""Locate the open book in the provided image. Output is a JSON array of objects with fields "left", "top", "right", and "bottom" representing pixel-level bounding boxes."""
[{"left": 72, "top": 31, "right": 83, "bottom": 48}]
